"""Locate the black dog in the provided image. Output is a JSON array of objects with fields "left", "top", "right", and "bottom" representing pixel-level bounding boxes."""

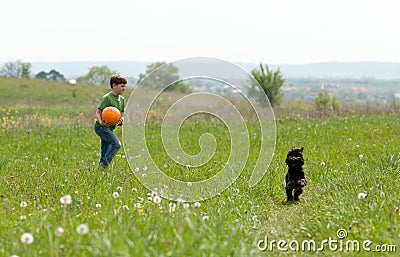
[{"left": 285, "top": 147, "right": 307, "bottom": 201}]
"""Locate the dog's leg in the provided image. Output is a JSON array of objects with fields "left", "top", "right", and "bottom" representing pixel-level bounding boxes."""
[
  {"left": 293, "top": 187, "right": 303, "bottom": 201},
  {"left": 286, "top": 187, "right": 293, "bottom": 201}
]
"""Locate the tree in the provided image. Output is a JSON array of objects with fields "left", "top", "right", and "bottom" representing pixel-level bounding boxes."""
[
  {"left": 314, "top": 90, "right": 340, "bottom": 115},
  {"left": 250, "top": 63, "right": 284, "bottom": 107},
  {"left": 137, "top": 61, "right": 191, "bottom": 93},
  {"left": 35, "top": 69, "right": 66, "bottom": 82},
  {"left": 78, "top": 65, "right": 115, "bottom": 85},
  {"left": 0, "top": 60, "right": 32, "bottom": 78}
]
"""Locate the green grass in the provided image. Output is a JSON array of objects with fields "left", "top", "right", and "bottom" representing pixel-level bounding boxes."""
[{"left": 1, "top": 78, "right": 399, "bottom": 256}]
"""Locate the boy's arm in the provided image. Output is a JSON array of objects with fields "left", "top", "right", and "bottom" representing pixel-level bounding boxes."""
[{"left": 96, "top": 109, "right": 109, "bottom": 126}]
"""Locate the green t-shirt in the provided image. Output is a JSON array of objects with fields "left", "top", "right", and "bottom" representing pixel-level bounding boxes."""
[{"left": 94, "top": 91, "right": 125, "bottom": 129}]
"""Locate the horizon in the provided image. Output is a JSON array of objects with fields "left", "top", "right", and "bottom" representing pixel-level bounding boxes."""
[{"left": 15, "top": 60, "right": 400, "bottom": 80}]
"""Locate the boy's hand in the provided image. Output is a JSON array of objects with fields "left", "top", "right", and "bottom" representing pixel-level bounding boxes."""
[{"left": 117, "top": 117, "right": 124, "bottom": 126}]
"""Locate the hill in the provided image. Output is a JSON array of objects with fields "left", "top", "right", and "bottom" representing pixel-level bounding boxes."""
[{"left": 22, "top": 61, "right": 400, "bottom": 80}]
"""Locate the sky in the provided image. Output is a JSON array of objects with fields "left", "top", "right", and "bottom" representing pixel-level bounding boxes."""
[{"left": 1, "top": 0, "right": 399, "bottom": 65}]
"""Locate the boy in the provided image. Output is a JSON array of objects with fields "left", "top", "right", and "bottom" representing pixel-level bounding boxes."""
[{"left": 94, "top": 74, "right": 127, "bottom": 169}]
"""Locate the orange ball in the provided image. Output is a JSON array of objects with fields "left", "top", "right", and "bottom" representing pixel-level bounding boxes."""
[{"left": 102, "top": 106, "right": 121, "bottom": 125}]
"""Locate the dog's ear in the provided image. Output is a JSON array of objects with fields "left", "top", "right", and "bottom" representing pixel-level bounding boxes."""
[{"left": 300, "top": 146, "right": 304, "bottom": 152}]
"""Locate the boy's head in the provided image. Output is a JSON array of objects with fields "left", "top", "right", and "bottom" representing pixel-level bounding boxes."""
[{"left": 110, "top": 74, "right": 127, "bottom": 88}]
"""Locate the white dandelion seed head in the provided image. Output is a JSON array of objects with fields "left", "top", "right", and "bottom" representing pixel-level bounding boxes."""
[
  {"left": 193, "top": 202, "right": 201, "bottom": 208},
  {"left": 55, "top": 227, "right": 64, "bottom": 237},
  {"left": 112, "top": 192, "right": 119, "bottom": 199},
  {"left": 153, "top": 195, "right": 161, "bottom": 205},
  {"left": 183, "top": 203, "right": 190, "bottom": 209},
  {"left": 95, "top": 203, "right": 101, "bottom": 208},
  {"left": 358, "top": 193, "right": 367, "bottom": 199},
  {"left": 150, "top": 191, "right": 158, "bottom": 198},
  {"left": 320, "top": 161, "right": 326, "bottom": 167},
  {"left": 60, "top": 195, "right": 72, "bottom": 205},
  {"left": 202, "top": 216, "right": 209, "bottom": 221},
  {"left": 134, "top": 203, "right": 143, "bottom": 209},
  {"left": 143, "top": 165, "right": 148, "bottom": 171},
  {"left": 134, "top": 167, "right": 139, "bottom": 172},
  {"left": 169, "top": 203, "right": 176, "bottom": 212},
  {"left": 122, "top": 205, "right": 129, "bottom": 211},
  {"left": 359, "top": 154, "right": 364, "bottom": 160},
  {"left": 186, "top": 182, "right": 192, "bottom": 187},
  {"left": 20, "top": 201, "right": 27, "bottom": 208},
  {"left": 117, "top": 186, "right": 123, "bottom": 191},
  {"left": 20, "top": 232, "right": 34, "bottom": 244},
  {"left": 20, "top": 215, "right": 26, "bottom": 220},
  {"left": 76, "top": 224, "right": 89, "bottom": 235},
  {"left": 176, "top": 198, "right": 185, "bottom": 205}
]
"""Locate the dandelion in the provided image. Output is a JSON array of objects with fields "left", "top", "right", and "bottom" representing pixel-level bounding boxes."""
[
  {"left": 153, "top": 195, "right": 161, "bottom": 205},
  {"left": 193, "top": 202, "right": 201, "bottom": 208},
  {"left": 187, "top": 182, "right": 192, "bottom": 187},
  {"left": 112, "top": 192, "right": 119, "bottom": 199},
  {"left": 20, "top": 215, "right": 26, "bottom": 220},
  {"left": 20, "top": 232, "right": 34, "bottom": 244},
  {"left": 202, "top": 216, "right": 209, "bottom": 221},
  {"left": 176, "top": 198, "right": 185, "bottom": 205},
  {"left": 134, "top": 203, "right": 143, "bottom": 209},
  {"left": 135, "top": 167, "right": 139, "bottom": 172},
  {"left": 355, "top": 144, "right": 360, "bottom": 148},
  {"left": 95, "top": 203, "right": 101, "bottom": 208},
  {"left": 359, "top": 154, "right": 364, "bottom": 160},
  {"left": 55, "top": 227, "right": 64, "bottom": 237},
  {"left": 122, "top": 205, "right": 129, "bottom": 211},
  {"left": 150, "top": 191, "right": 158, "bottom": 198},
  {"left": 169, "top": 203, "right": 176, "bottom": 212},
  {"left": 117, "top": 186, "right": 123, "bottom": 191},
  {"left": 143, "top": 166, "right": 148, "bottom": 171},
  {"left": 20, "top": 201, "right": 27, "bottom": 208},
  {"left": 358, "top": 193, "right": 367, "bottom": 199},
  {"left": 183, "top": 203, "right": 190, "bottom": 209},
  {"left": 320, "top": 161, "right": 326, "bottom": 167},
  {"left": 76, "top": 224, "right": 89, "bottom": 235},
  {"left": 60, "top": 195, "right": 72, "bottom": 205}
]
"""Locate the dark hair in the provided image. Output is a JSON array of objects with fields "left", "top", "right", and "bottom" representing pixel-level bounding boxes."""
[{"left": 110, "top": 74, "right": 127, "bottom": 88}]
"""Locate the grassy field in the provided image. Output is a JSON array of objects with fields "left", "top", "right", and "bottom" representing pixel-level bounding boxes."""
[{"left": 0, "top": 78, "right": 399, "bottom": 256}]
